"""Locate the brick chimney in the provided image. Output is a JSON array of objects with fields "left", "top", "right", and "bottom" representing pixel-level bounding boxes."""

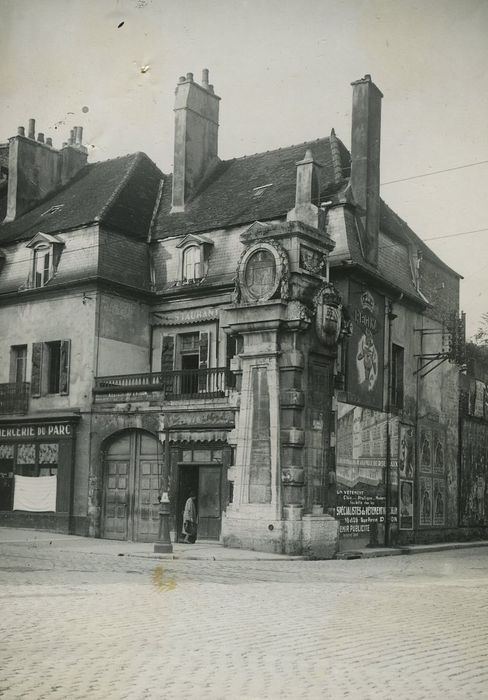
[
  {"left": 4, "top": 120, "right": 88, "bottom": 222},
  {"left": 171, "top": 69, "right": 220, "bottom": 213},
  {"left": 350, "top": 75, "right": 383, "bottom": 266}
]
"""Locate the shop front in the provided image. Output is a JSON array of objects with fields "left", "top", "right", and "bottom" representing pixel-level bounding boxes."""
[{"left": 0, "top": 415, "right": 79, "bottom": 532}]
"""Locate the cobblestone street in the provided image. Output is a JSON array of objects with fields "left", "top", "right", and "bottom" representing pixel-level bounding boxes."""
[{"left": 1, "top": 532, "right": 488, "bottom": 699}]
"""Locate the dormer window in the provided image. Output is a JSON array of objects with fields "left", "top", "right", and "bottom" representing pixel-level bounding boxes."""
[
  {"left": 26, "top": 232, "right": 64, "bottom": 289},
  {"left": 176, "top": 234, "right": 213, "bottom": 284}
]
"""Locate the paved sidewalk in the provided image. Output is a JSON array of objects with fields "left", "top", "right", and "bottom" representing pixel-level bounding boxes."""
[
  {"left": 2, "top": 527, "right": 488, "bottom": 562},
  {"left": 338, "top": 540, "right": 488, "bottom": 559},
  {"left": 0, "top": 527, "right": 303, "bottom": 561}
]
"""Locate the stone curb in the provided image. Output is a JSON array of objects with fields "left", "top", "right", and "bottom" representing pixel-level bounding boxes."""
[{"left": 125, "top": 553, "right": 306, "bottom": 562}]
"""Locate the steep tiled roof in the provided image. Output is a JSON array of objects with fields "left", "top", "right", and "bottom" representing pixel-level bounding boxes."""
[
  {"left": 379, "top": 199, "right": 461, "bottom": 278},
  {"left": 152, "top": 137, "right": 350, "bottom": 239},
  {"left": 0, "top": 152, "right": 163, "bottom": 244}
]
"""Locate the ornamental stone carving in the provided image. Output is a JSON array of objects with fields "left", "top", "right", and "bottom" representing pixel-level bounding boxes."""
[
  {"left": 313, "top": 282, "right": 343, "bottom": 347},
  {"left": 234, "top": 239, "right": 289, "bottom": 304}
]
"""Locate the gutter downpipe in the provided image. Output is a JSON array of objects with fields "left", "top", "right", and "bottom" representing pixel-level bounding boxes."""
[{"left": 385, "top": 299, "right": 396, "bottom": 547}]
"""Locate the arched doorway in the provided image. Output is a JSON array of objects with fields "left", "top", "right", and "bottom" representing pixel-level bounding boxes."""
[{"left": 102, "top": 430, "right": 162, "bottom": 542}]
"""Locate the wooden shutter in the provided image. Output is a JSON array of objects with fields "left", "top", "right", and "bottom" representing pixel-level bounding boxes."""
[
  {"left": 59, "top": 340, "right": 71, "bottom": 395},
  {"left": 199, "top": 332, "right": 209, "bottom": 369},
  {"left": 161, "top": 336, "right": 175, "bottom": 394},
  {"left": 198, "top": 332, "right": 210, "bottom": 391},
  {"left": 31, "top": 343, "right": 43, "bottom": 397}
]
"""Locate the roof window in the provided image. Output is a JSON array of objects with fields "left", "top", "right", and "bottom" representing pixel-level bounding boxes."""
[
  {"left": 41, "top": 204, "right": 64, "bottom": 217},
  {"left": 252, "top": 184, "right": 273, "bottom": 198}
]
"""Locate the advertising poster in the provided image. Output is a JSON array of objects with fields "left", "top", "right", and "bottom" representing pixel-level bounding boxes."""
[
  {"left": 460, "top": 419, "right": 488, "bottom": 527},
  {"left": 399, "top": 425, "right": 415, "bottom": 479},
  {"left": 399, "top": 480, "right": 414, "bottom": 530},
  {"left": 420, "top": 428, "right": 432, "bottom": 472},
  {"left": 432, "top": 431, "right": 445, "bottom": 474},
  {"left": 433, "top": 478, "right": 446, "bottom": 526},
  {"left": 346, "top": 282, "right": 385, "bottom": 411},
  {"left": 420, "top": 476, "right": 433, "bottom": 526},
  {"left": 336, "top": 402, "right": 398, "bottom": 539}
]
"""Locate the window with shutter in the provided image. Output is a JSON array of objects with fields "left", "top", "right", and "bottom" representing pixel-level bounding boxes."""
[{"left": 30, "top": 340, "right": 71, "bottom": 397}]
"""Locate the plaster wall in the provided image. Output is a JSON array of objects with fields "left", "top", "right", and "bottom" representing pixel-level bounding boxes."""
[
  {"left": 0, "top": 291, "right": 97, "bottom": 411},
  {"left": 152, "top": 221, "right": 282, "bottom": 288},
  {"left": 0, "top": 227, "right": 99, "bottom": 294},
  {"left": 96, "top": 292, "right": 150, "bottom": 377}
]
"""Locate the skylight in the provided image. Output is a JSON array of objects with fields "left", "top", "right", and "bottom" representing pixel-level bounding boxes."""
[
  {"left": 252, "top": 184, "right": 273, "bottom": 198},
  {"left": 41, "top": 204, "right": 64, "bottom": 217}
]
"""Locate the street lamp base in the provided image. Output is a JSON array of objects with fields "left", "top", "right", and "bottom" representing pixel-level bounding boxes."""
[{"left": 153, "top": 542, "right": 173, "bottom": 554}]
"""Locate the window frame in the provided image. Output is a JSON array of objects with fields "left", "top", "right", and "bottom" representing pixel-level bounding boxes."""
[{"left": 182, "top": 245, "right": 202, "bottom": 282}]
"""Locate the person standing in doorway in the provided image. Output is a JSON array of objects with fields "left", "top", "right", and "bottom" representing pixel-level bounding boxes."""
[{"left": 182, "top": 491, "right": 197, "bottom": 543}]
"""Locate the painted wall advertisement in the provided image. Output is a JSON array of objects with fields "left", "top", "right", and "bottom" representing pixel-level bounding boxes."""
[
  {"left": 346, "top": 283, "right": 385, "bottom": 411},
  {"left": 336, "top": 403, "right": 398, "bottom": 540}
]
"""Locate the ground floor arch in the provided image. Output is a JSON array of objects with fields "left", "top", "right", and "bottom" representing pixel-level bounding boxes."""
[{"left": 102, "top": 429, "right": 163, "bottom": 542}]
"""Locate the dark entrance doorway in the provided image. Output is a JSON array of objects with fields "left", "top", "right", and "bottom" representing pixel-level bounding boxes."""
[
  {"left": 177, "top": 464, "right": 222, "bottom": 541},
  {"left": 102, "top": 431, "right": 162, "bottom": 542}
]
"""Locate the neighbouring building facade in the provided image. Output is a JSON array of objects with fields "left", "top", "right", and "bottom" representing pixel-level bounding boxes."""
[{"left": 0, "top": 71, "right": 484, "bottom": 556}]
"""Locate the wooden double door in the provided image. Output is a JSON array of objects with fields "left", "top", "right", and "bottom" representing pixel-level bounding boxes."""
[{"left": 102, "top": 431, "right": 162, "bottom": 542}]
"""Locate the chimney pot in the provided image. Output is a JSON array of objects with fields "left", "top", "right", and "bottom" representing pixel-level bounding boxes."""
[
  {"left": 46, "top": 137, "right": 53, "bottom": 147},
  {"left": 17, "top": 126, "right": 25, "bottom": 136},
  {"left": 69, "top": 129, "right": 75, "bottom": 145},
  {"left": 75, "top": 126, "right": 83, "bottom": 145},
  {"left": 28, "top": 119, "right": 35, "bottom": 140},
  {"left": 186, "top": 72, "right": 193, "bottom": 81},
  {"left": 208, "top": 84, "right": 214, "bottom": 94},
  {"left": 62, "top": 142, "right": 68, "bottom": 148},
  {"left": 202, "top": 68, "right": 209, "bottom": 86},
  {"left": 178, "top": 75, "right": 185, "bottom": 83},
  {"left": 37, "top": 133, "right": 45, "bottom": 143}
]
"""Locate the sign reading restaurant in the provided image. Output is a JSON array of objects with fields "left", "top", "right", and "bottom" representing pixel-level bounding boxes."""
[{"left": 0, "top": 422, "right": 73, "bottom": 439}]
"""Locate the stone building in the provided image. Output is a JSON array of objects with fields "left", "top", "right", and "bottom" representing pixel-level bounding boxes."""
[{"left": 0, "top": 71, "right": 475, "bottom": 556}]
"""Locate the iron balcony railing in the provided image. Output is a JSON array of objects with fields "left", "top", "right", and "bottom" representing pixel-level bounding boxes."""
[
  {"left": 94, "top": 367, "right": 231, "bottom": 399},
  {"left": 0, "top": 382, "right": 30, "bottom": 414}
]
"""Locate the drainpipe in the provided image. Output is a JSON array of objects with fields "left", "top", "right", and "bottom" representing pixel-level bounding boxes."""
[{"left": 385, "top": 299, "right": 397, "bottom": 547}]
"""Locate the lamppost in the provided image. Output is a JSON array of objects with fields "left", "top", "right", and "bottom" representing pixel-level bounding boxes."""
[{"left": 154, "top": 417, "right": 173, "bottom": 554}]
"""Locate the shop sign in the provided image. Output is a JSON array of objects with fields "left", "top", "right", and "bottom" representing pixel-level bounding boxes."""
[
  {"left": 346, "top": 283, "right": 385, "bottom": 411},
  {"left": 0, "top": 422, "right": 73, "bottom": 439},
  {"left": 165, "top": 410, "right": 235, "bottom": 429}
]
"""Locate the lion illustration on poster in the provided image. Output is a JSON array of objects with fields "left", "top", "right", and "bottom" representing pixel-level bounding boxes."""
[{"left": 356, "top": 329, "right": 378, "bottom": 391}]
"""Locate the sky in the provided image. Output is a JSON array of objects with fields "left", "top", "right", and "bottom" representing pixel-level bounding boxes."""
[{"left": 1, "top": 0, "right": 487, "bottom": 337}]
